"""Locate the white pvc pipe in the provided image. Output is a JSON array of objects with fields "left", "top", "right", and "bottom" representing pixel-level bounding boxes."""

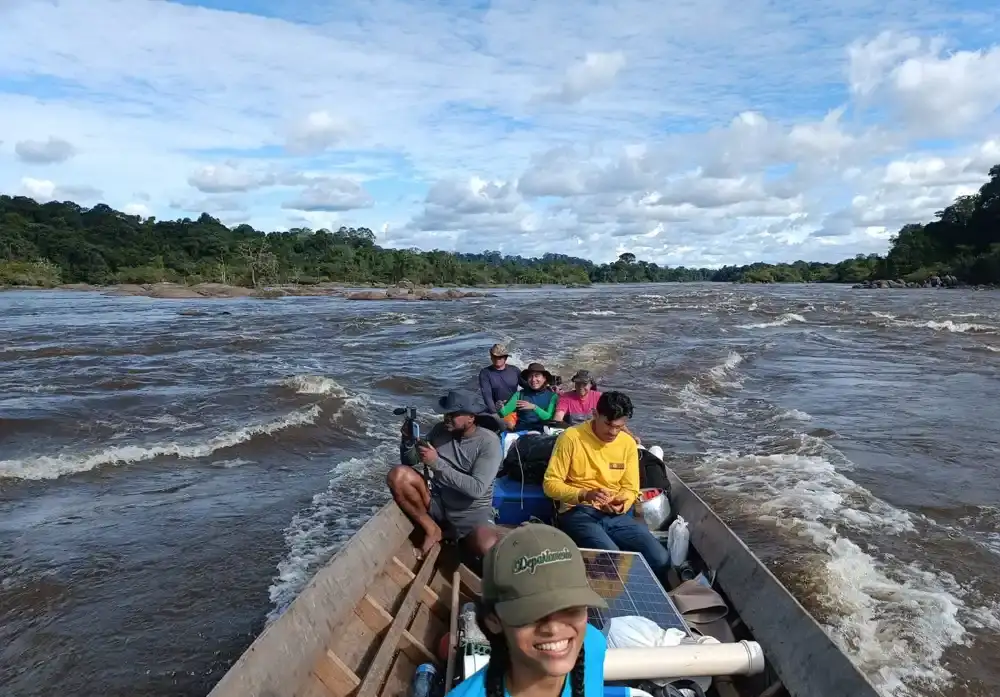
[{"left": 603, "top": 641, "right": 765, "bottom": 680}]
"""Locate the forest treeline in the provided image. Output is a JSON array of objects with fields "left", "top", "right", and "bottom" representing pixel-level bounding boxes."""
[{"left": 1, "top": 164, "right": 998, "bottom": 288}]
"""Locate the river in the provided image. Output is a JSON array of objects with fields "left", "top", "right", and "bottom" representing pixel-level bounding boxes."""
[{"left": 1, "top": 284, "right": 998, "bottom": 697}]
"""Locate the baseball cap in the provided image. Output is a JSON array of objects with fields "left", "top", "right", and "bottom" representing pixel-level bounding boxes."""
[
  {"left": 490, "top": 343, "right": 509, "bottom": 358},
  {"left": 482, "top": 524, "right": 608, "bottom": 627}
]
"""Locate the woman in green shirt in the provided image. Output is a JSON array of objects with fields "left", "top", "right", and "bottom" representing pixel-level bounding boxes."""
[{"left": 498, "top": 362, "right": 558, "bottom": 431}]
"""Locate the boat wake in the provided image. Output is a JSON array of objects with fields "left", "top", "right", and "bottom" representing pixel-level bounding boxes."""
[
  {"left": 266, "top": 388, "right": 399, "bottom": 623},
  {"left": 267, "top": 444, "right": 395, "bottom": 623},
  {"left": 666, "top": 347, "right": 1000, "bottom": 697}
]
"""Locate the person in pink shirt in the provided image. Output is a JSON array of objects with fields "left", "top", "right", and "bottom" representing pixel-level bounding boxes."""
[{"left": 554, "top": 370, "right": 601, "bottom": 425}]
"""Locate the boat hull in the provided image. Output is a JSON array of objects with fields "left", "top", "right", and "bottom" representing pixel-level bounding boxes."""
[{"left": 207, "top": 465, "right": 881, "bottom": 697}]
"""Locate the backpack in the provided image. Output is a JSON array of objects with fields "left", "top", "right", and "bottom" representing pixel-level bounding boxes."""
[
  {"left": 638, "top": 448, "right": 670, "bottom": 494},
  {"left": 500, "top": 433, "right": 558, "bottom": 485}
]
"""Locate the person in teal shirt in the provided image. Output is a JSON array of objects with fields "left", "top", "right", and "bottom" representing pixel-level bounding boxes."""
[
  {"left": 497, "top": 363, "right": 558, "bottom": 432},
  {"left": 446, "top": 524, "right": 609, "bottom": 697}
]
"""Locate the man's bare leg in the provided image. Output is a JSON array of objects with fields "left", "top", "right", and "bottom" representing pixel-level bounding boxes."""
[
  {"left": 463, "top": 524, "right": 500, "bottom": 558},
  {"left": 386, "top": 466, "right": 442, "bottom": 557}
]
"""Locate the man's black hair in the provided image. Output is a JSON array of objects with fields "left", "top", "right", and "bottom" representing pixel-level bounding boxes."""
[{"left": 596, "top": 391, "right": 633, "bottom": 420}]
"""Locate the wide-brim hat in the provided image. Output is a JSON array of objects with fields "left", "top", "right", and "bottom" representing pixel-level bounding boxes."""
[
  {"left": 520, "top": 362, "right": 553, "bottom": 383},
  {"left": 489, "top": 343, "right": 509, "bottom": 358},
  {"left": 570, "top": 370, "right": 593, "bottom": 384},
  {"left": 438, "top": 390, "right": 480, "bottom": 415}
]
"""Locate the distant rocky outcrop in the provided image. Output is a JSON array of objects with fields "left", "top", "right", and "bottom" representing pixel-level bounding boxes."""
[
  {"left": 346, "top": 286, "right": 492, "bottom": 301},
  {"left": 852, "top": 275, "right": 965, "bottom": 290}
]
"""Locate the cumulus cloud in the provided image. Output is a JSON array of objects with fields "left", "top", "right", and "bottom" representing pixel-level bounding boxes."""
[
  {"left": 412, "top": 177, "right": 525, "bottom": 233},
  {"left": 169, "top": 194, "right": 248, "bottom": 214},
  {"left": 1, "top": 0, "right": 1000, "bottom": 266},
  {"left": 534, "top": 51, "right": 627, "bottom": 104},
  {"left": 848, "top": 31, "right": 1000, "bottom": 136},
  {"left": 14, "top": 136, "right": 76, "bottom": 164},
  {"left": 188, "top": 162, "right": 274, "bottom": 194},
  {"left": 19, "top": 177, "right": 101, "bottom": 202},
  {"left": 282, "top": 177, "right": 374, "bottom": 212},
  {"left": 285, "top": 111, "right": 353, "bottom": 155},
  {"left": 123, "top": 202, "right": 152, "bottom": 217}
]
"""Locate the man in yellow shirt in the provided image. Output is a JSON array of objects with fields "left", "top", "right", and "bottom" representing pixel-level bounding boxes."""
[{"left": 542, "top": 391, "right": 670, "bottom": 578}]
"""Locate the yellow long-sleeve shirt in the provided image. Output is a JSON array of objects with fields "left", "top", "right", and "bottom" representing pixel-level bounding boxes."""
[{"left": 542, "top": 422, "right": 640, "bottom": 513}]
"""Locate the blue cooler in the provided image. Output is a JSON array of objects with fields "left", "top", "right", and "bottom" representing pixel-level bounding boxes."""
[{"left": 491, "top": 476, "right": 554, "bottom": 525}]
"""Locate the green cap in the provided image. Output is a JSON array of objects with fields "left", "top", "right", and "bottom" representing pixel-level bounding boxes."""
[{"left": 482, "top": 524, "right": 608, "bottom": 627}]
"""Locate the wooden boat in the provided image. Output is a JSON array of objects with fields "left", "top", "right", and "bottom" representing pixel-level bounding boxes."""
[{"left": 207, "top": 463, "right": 883, "bottom": 697}]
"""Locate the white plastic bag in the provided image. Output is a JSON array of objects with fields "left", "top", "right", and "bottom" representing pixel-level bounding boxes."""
[
  {"left": 605, "top": 615, "right": 686, "bottom": 650},
  {"left": 667, "top": 515, "right": 690, "bottom": 566},
  {"left": 640, "top": 490, "right": 671, "bottom": 531}
]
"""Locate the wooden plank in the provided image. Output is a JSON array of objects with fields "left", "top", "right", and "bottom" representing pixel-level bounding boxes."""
[
  {"left": 426, "top": 573, "right": 454, "bottom": 623},
  {"left": 444, "top": 570, "right": 461, "bottom": 691},
  {"left": 386, "top": 556, "right": 417, "bottom": 587},
  {"left": 399, "top": 630, "right": 437, "bottom": 665},
  {"left": 406, "top": 603, "right": 442, "bottom": 657},
  {"left": 328, "top": 613, "right": 379, "bottom": 677},
  {"left": 356, "top": 544, "right": 442, "bottom": 697},
  {"left": 356, "top": 594, "right": 437, "bottom": 666},
  {"left": 313, "top": 650, "right": 361, "bottom": 697},
  {"left": 457, "top": 564, "right": 481, "bottom": 596},
  {"left": 666, "top": 469, "right": 881, "bottom": 697},
  {"left": 378, "top": 650, "right": 418, "bottom": 697},
  {"left": 386, "top": 556, "right": 450, "bottom": 621},
  {"left": 208, "top": 503, "right": 413, "bottom": 697},
  {"left": 356, "top": 594, "right": 394, "bottom": 632}
]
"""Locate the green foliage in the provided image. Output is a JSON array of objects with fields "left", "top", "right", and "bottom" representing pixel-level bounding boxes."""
[
  {"left": 2, "top": 164, "right": 999, "bottom": 287},
  {"left": 872, "top": 167, "right": 1000, "bottom": 284},
  {"left": 0, "top": 259, "right": 62, "bottom": 287}
]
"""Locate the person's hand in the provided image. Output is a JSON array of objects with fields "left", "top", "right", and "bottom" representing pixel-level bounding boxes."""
[
  {"left": 580, "top": 488, "right": 614, "bottom": 507},
  {"left": 516, "top": 400, "right": 534, "bottom": 410},
  {"left": 495, "top": 400, "right": 505, "bottom": 411},
  {"left": 417, "top": 444, "right": 438, "bottom": 467},
  {"left": 601, "top": 494, "right": 628, "bottom": 514}
]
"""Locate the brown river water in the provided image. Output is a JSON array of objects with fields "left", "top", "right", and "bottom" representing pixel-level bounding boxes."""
[{"left": 1, "top": 284, "right": 998, "bottom": 697}]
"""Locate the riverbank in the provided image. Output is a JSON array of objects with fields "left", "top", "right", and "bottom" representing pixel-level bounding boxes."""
[{"left": 0, "top": 281, "right": 498, "bottom": 300}]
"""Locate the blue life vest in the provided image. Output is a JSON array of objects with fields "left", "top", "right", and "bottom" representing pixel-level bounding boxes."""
[{"left": 516, "top": 388, "right": 554, "bottom": 430}]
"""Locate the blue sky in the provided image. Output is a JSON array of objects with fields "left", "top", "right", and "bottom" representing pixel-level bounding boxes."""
[{"left": 1, "top": 0, "right": 999, "bottom": 266}]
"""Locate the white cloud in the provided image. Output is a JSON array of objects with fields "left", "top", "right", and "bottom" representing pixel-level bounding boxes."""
[
  {"left": 1, "top": 0, "right": 999, "bottom": 266},
  {"left": 170, "top": 194, "right": 247, "bottom": 214},
  {"left": 848, "top": 31, "right": 1000, "bottom": 136},
  {"left": 14, "top": 136, "right": 77, "bottom": 164},
  {"left": 188, "top": 162, "right": 274, "bottom": 194},
  {"left": 18, "top": 177, "right": 101, "bottom": 202},
  {"left": 123, "top": 202, "right": 152, "bottom": 217},
  {"left": 282, "top": 177, "right": 374, "bottom": 212},
  {"left": 285, "top": 111, "right": 354, "bottom": 155},
  {"left": 534, "top": 51, "right": 627, "bottom": 104}
]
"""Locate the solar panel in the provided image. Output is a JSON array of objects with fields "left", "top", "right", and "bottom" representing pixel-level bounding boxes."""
[{"left": 581, "top": 548, "right": 692, "bottom": 635}]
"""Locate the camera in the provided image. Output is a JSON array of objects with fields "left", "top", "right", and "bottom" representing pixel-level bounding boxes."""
[{"left": 393, "top": 406, "right": 420, "bottom": 442}]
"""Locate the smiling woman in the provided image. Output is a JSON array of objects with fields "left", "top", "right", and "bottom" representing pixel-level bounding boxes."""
[{"left": 447, "top": 524, "right": 609, "bottom": 697}]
